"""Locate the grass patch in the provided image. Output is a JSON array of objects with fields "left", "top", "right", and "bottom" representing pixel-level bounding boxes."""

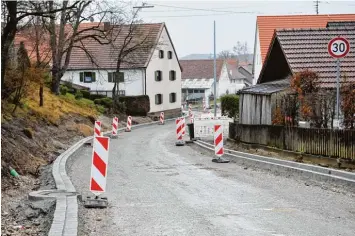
[{"left": 20, "top": 86, "right": 99, "bottom": 124}]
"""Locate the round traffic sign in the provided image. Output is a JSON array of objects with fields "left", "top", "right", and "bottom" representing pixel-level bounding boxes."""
[{"left": 328, "top": 37, "right": 350, "bottom": 58}]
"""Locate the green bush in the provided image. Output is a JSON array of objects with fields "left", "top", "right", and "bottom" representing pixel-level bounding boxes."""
[
  {"left": 60, "top": 86, "right": 68, "bottom": 95},
  {"left": 90, "top": 94, "right": 106, "bottom": 100},
  {"left": 81, "top": 90, "right": 91, "bottom": 99},
  {"left": 100, "top": 97, "right": 113, "bottom": 108},
  {"left": 94, "top": 98, "right": 101, "bottom": 105},
  {"left": 75, "top": 91, "right": 83, "bottom": 100},
  {"left": 118, "top": 95, "right": 150, "bottom": 116},
  {"left": 221, "top": 94, "right": 239, "bottom": 121}
]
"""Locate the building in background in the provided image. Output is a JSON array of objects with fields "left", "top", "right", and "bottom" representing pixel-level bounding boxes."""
[{"left": 252, "top": 13, "right": 355, "bottom": 85}]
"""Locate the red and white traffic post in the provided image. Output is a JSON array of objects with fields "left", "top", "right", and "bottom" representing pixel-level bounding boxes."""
[
  {"left": 90, "top": 136, "right": 110, "bottom": 194},
  {"left": 175, "top": 117, "right": 185, "bottom": 146},
  {"left": 328, "top": 36, "right": 350, "bottom": 126},
  {"left": 111, "top": 117, "right": 119, "bottom": 138},
  {"left": 159, "top": 112, "right": 164, "bottom": 125},
  {"left": 212, "top": 124, "right": 229, "bottom": 163},
  {"left": 92, "top": 121, "right": 102, "bottom": 146},
  {"left": 181, "top": 117, "right": 186, "bottom": 136},
  {"left": 125, "top": 116, "right": 132, "bottom": 132}
]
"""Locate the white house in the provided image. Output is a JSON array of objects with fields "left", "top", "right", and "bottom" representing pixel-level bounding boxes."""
[
  {"left": 252, "top": 14, "right": 355, "bottom": 85},
  {"left": 61, "top": 22, "right": 182, "bottom": 116},
  {"left": 180, "top": 59, "right": 252, "bottom": 103}
]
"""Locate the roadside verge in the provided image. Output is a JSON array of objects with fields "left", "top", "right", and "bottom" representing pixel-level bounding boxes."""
[{"left": 194, "top": 140, "right": 355, "bottom": 192}]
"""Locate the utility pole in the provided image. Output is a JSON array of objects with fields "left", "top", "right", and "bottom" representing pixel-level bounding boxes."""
[
  {"left": 213, "top": 20, "right": 217, "bottom": 117},
  {"left": 314, "top": 0, "right": 319, "bottom": 15}
]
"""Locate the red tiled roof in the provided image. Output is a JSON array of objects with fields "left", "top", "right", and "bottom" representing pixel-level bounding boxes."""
[
  {"left": 257, "top": 14, "right": 355, "bottom": 63},
  {"left": 14, "top": 22, "right": 166, "bottom": 69},
  {"left": 259, "top": 26, "right": 355, "bottom": 88},
  {"left": 68, "top": 23, "right": 163, "bottom": 69},
  {"left": 180, "top": 59, "right": 224, "bottom": 81}
]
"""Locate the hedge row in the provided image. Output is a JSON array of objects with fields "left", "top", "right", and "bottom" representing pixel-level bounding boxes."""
[
  {"left": 119, "top": 95, "right": 150, "bottom": 116},
  {"left": 221, "top": 94, "right": 239, "bottom": 120}
]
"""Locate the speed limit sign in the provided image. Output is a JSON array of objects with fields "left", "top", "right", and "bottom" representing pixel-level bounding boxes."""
[{"left": 328, "top": 37, "right": 350, "bottom": 58}]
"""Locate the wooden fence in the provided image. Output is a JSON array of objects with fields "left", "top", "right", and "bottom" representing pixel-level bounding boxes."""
[{"left": 229, "top": 123, "right": 355, "bottom": 159}]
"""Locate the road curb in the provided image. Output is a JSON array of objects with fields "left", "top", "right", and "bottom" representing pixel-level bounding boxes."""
[
  {"left": 41, "top": 118, "right": 177, "bottom": 236},
  {"left": 195, "top": 140, "right": 355, "bottom": 191}
]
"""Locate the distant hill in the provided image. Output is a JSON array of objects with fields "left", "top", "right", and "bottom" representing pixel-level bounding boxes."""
[
  {"left": 180, "top": 53, "right": 254, "bottom": 64},
  {"left": 179, "top": 54, "right": 213, "bottom": 60}
]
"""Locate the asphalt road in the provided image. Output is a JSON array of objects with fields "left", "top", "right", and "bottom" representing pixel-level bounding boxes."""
[{"left": 68, "top": 122, "right": 355, "bottom": 236}]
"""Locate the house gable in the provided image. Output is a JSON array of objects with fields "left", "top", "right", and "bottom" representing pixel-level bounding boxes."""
[{"left": 257, "top": 33, "right": 291, "bottom": 84}]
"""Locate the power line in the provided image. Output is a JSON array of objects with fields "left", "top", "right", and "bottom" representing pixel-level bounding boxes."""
[{"left": 149, "top": 3, "right": 261, "bottom": 14}]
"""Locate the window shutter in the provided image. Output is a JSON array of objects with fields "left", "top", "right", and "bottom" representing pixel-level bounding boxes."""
[
  {"left": 92, "top": 72, "right": 96, "bottom": 82},
  {"left": 80, "top": 72, "right": 84, "bottom": 82},
  {"left": 108, "top": 72, "right": 112, "bottom": 83}
]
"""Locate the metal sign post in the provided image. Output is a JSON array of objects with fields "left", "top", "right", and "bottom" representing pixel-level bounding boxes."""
[{"left": 327, "top": 36, "right": 350, "bottom": 127}]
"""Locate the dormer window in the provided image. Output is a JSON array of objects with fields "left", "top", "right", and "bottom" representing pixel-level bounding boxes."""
[{"left": 159, "top": 50, "right": 164, "bottom": 59}]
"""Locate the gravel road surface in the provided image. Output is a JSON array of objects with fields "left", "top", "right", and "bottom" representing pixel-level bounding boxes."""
[{"left": 68, "top": 123, "right": 355, "bottom": 236}]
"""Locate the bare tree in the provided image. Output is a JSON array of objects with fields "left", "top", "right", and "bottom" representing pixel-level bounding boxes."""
[
  {"left": 218, "top": 50, "right": 235, "bottom": 59},
  {"left": 106, "top": 8, "right": 159, "bottom": 107},
  {"left": 233, "top": 41, "right": 249, "bottom": 63},
  {"left": 44, "top": 0, "right": 120, "bottom": 94},
  {"left": 1, "top": 0, "right": 80, "bottom": 98}
]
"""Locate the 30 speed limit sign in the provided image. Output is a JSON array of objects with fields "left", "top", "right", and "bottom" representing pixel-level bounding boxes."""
[{"left": 328, "top": 37, "right": 350, "bottom": 58}]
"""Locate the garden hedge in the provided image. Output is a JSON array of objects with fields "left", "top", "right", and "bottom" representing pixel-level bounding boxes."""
[
  {"left": 221, "top": 94, "right": 239, "bottom": 120},
  {"left": 119, "top": 95, "right": 150, "bottom": 116}
]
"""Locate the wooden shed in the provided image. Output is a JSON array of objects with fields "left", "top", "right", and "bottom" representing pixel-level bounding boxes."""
[{"left": 238, "top": 79, "right": 290, "bottom": 125}]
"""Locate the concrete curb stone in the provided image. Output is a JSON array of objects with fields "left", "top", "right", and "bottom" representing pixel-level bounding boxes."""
[{"left": 32, "top": 117, "right": 178, "bottom": 236}]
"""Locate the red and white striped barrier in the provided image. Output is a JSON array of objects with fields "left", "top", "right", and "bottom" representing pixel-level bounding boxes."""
[
  {"left": 125, "top": 116, "right": 132, "bottom": 132},
  {"left": 112, "top": 117, "right": 119, "bottom": 137},
  {"left": 94, "top": 121, "right": 101, "bottom": 137},
  {"left": 214, "top": 124, "right": 224, "bottom": 156},
  {"left": 181, "top": 117, "right": 186, "bottom": 136},
  {"left": 190, "top": 113, "right": 194, "bottom": 124},
  {"left": 175, "top": 118, "right": 185, "bottom": 146},
  {"left": 90, "top": 136, "right": 110, "bottom": 194},
  {"left": 188, "top": 104, "right": 192, "bottom": 116},
  {"left": 159, "top": 112, "right": 164, "bottom": 125}
]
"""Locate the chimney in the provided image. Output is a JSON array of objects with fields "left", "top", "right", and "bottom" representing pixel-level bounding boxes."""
[{"left": 104, "top": 22, "right": 111, "bottom": 31}]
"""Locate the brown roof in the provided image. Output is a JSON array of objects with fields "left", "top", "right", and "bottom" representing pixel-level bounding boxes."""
[
  {"left": 180, "top": 59, "right": 224, "bottom": 81},
  {"left": 257, "top": 14, "right": 355, "bottom": 63},
  {"left": 258, "top": 26, "right": 355, "bottom": 88},
  {"left": 68, "top": 23, "right": 163, "bottom": 69}
]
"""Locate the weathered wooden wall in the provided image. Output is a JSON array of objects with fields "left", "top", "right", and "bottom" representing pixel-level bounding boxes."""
[
  {"left": 239, "top": 94, "right": 272, "bottom": 125},
  {"left": 230, "top": 123, "right": 355, "bottom": 159}
]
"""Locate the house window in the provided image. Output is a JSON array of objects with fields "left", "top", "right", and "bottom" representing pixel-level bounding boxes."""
[
  {"left": 188, "top": 89, "right": 193, "bottom": 93},
  {"left": 169, "top": 70, "right": 176, "bottom": 81},
  {"left": 193, "top": 89, "right": 199, "bottom": 93},
  {"left": 155, "top": 70, "right": 162, "bottom": 81},
  {"left": 169, "top": 93, "right": 176, "bottom": 103},
  {"left": 168, "top": 51, "right": 172, "bottom": 59},
  {"left": 199, "top": 90, "right": 204, "bottom": 93},
  {"left": 80, "top": 72, "right": 96, "bottom": 83},
  {"left": 159, "top": 50, "right": 164, "bottom": 59},
  {"left": 155, "top": 94, "right": 163, "bottom": 105},
  {"left": 108, "top": 72, "right": 124, "bottom": 83}
]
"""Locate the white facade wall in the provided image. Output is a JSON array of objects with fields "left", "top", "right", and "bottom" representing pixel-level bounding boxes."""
[
  {"left": 218, "top": 64, "right": 247, "bottom": 96},
  {"left": 146, "top": 27, "right": 182, "bottom": 113},
  {"left": 252, "top": 25, "right": 262, "bottom": 85},
  {"left": 61, "top": 69, "right": 144, "bottom": 96}
]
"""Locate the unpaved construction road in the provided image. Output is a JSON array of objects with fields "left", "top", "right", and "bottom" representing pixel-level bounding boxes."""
[{"left": 68, "top": 123, "right": 355, "bottom": 236}]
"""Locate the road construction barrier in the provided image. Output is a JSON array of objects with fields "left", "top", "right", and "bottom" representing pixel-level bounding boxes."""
[
  {"left": 214, "top": 124, "right": 224, "bottom": 156},
  {"left": 90, "top": 136, "right": 110, "bottom": 195},
  {"left": 159, "top": 112, "right": 164, "bottom": 125},
  {"left": 190, "top": 113, "right": 194, "bottom": 124},
  {"left": 181, "top": 117, "right": 186, "bottom": 136},
  {"left": 125, "top": 116, "right": 132, "bottom": 132},
  {"left": 112, "top": 117, "right": 118, "bottom": 137},
  {"left": 175, "top": 118, "right": 185, "bottom": 146},
  {"left": 94, "top": 121, "right": 101, "bottom": 137},
  {"left": 194, "top": 116, "right": 231, "bottom": 141}
]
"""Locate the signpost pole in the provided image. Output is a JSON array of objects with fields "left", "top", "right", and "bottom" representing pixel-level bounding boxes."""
[
  {"left": 336, "top": 58, "right": 340, "bottom": 122},
  {"left": 213, "top": 20, "right": 217, "bottom": 118}
]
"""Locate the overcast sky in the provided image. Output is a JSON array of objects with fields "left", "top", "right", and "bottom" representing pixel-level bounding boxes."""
[{"left": 130, "top": 0, "right": 355, "bottom": 58}]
